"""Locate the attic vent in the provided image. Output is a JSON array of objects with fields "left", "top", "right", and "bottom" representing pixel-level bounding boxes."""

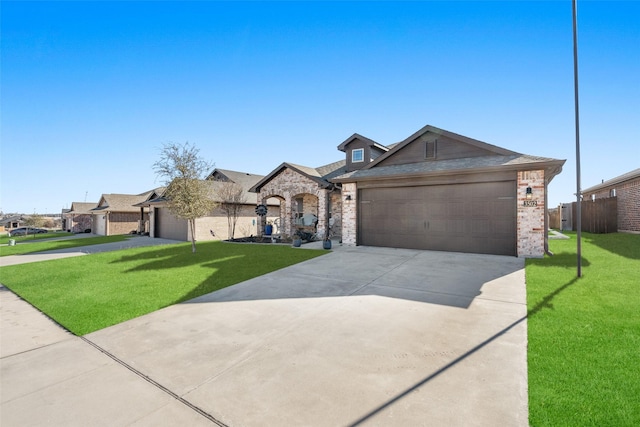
[{"left": 425, "top": 140, "right": 437, "bottom": 159}]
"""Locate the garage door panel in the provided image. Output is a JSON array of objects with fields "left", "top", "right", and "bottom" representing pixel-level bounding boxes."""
[
  {"left": 156, "top": 208, "right": 188, "bottom": 241},
  {"left": 359, "top": 181, "right": 516, "bottom": 256}
]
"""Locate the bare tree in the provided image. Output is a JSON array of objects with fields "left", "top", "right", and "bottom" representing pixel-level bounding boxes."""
[
  {"left": 24, "top": 214, "right": 45, "bottom": 228},
  {"left": 215, "top": 181, "right": 247, "bottom": 240},
  {"left": 153, "top": 142, "right": 216, "bottom": 253}
]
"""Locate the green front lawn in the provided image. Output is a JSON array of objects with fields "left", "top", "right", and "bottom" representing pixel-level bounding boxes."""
[
  {"left": 0, "top": 235, "right": 130, "bottom": 256},
  {"left": 0, "top": 241, "right": 326, "bottom": 335},
  {"left": 0, "top": 231, "right": 72, "bottom": 244},
  {"left": 526, "top": 232, "right": 640, "bottom": 426}
]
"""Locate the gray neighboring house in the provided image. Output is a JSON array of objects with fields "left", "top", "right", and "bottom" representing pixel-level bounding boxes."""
[
  {"left": 141, "top": 169, "right": 280, "bottom": 241},
  {"left": 64, "top": 202, "right": 97, "bottom": 233},
  {"left": 582, "top": 168, "right": 640, "bottom": 233},
  {"left": 0, "top": 215, "right": 25, "bottom": 233},
  {"left": 91, "top": 192, "right": 156, "bottom": 236},
  {"left": 252, "top": 124, "right": 566, "bottom": 257}
]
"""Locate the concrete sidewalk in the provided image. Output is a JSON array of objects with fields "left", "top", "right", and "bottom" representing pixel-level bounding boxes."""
[{"left": 1, "top": 246, "right": 528, "bottom": 426}]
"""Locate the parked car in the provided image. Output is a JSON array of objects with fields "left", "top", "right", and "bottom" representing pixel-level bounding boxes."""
[{"left": 9, "top": 227, "right": 48, "bottom": 236}]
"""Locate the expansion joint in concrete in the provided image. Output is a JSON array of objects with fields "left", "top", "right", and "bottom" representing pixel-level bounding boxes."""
[{"left": 79, "top": 336, "right": 228, "bottom": 427}]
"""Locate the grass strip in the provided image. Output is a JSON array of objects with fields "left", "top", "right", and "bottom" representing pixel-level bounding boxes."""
[
  {"left": 0, "top": 232, "right": 73, "bottom": 244},
  {"left": 0, "top": 235, "right": 129, "bottom": 256},
  {"left": 526, "top": 232, "right": 640, "bottom": 426},
  {"left": 0, "top": 241, "right": 326, "bottom": 335}
]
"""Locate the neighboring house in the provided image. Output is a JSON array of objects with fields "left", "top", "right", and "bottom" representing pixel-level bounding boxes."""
[
  {"left": 64, "top": 202, "right": 96, "bottom": 233},
  {"left": 582, "top": 168, "right": 640, "bottom": 233},
  {"left": 252, "top": 124, "right": 566, "bottom": 257},
  {"left": 0, "top": 215, "right": 24, "bottom": 232},
  {"left": 91, "top": 192, "right": 155, "bottom": 236},
  {"left": 142, "top": 169, "right": 280, "bottom": 241}
]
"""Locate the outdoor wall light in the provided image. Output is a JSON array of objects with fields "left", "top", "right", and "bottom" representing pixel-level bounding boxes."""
[
  {"left": 526, "top": 187, "right": 533, "bottom": 199},
  {"left": 345, "top": 195, "right": 352, "bottom": 201}
]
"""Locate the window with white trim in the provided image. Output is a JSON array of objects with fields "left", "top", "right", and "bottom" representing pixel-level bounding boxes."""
[{"left": 352, "top": 148, "right": 364, "bottom": 163}]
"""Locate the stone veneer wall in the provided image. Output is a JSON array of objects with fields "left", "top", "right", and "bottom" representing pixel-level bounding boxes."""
[
  {"left": 341, "top": 183, "right": 357, "bottom": 246},
  {"left": 258, "top": 168, "right": 330, "bottom": 238},
  {"left": 517, "top": 170, "right": 545, "bottom": 257},
  {"left": 70, "top": 214, "right": 92, "bottom": 233}
]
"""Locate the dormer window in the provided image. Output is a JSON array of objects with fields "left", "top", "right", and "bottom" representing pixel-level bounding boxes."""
[{"left": 352, "top": 148, "right": 364, "bottom": 163}]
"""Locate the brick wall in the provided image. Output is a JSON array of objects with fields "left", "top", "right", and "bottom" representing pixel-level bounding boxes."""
[
  {"left": 517, "top": 170, "right": 545, "bottom": 257},
  {"left": 258, "top": 168, "right": 335, "bottom": 239},
  {"left": 341, "top": 183, "right": 357, "bottom": 246},
  {"left": 107, "top": 212, "right": 147, "bottom": 235},
  {"left": 583, "top": 177, "right": 640, "bottom": 233}
]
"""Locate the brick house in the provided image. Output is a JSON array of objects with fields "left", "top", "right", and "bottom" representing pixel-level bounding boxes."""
[
  {"left": 252, "top": 124, "right": 565, "bottom": 257},
  {"left": 249, "top": 161, "right": 346, "bottom": 242},
  {"left": 143, "top": 169, "right": 280, "bottom": 241},
  {"left": 91, "top": 192, "right": 154, "bottom": 236},
  {"left": 64, "top": 202, "right": 96, "bottom": 233},
  {"left": 582, "top": 168, "right": 640, "bottom": 233}
]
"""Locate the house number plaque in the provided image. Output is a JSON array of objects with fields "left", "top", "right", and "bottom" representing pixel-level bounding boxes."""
[{"left": 523, "top": 200, "right": 538, "bottom": 207}]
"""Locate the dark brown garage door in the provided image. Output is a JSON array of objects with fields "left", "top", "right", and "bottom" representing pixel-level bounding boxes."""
[{"left": 358, "top": 181, "right": 516, "bottom": 256}]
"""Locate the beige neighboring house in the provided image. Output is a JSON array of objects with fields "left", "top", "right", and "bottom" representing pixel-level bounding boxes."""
[
  {"left": 141, "top": 169, "right": 280, "bottom": 242},
  {"left": 91, "top": 191, "right": 157, "bottom": 236},
  {"left": 64, "top": 202, "right": 97, "bottom": 233}
]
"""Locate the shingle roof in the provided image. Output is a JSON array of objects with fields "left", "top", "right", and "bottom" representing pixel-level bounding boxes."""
[
  {"left": 249, "top": 160, "right": 346, "bottom": 193},
  {"left": 93, "top": 193, "right": 153, "bottom": 212},
  {"left": 209, "top": 169, "right": 267, "bottom": 191},
  {"left": 68, "top": 202, "right": 97, "bottom": 214},
  {"left": 582, "top": 168, "right": 640, "bottom": 193},
  {"left": 332, "top": 154, "right": 564, "bottom": 182}
]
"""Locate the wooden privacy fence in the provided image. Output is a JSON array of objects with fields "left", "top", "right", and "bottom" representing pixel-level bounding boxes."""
[
  {"left": 548, "top": 208, "right": 561, "bottom": 229},
  {"left": 572, "top": 197, "right": 618, "bottom": 233}
]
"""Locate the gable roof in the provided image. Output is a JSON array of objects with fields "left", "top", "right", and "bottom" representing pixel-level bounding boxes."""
[
  {"left": 332, "top": 154, "right": 565, "bottom": 183},
  {"left": 206, "top": 168, "right": 266, "bottom": 189},
  {"left": 0, "top": 215, "right": 24, "bottom": 226},
  {"left": 337, "top": 133, "right": 389, "bottom": 152},
  {"left": 68, "top": 202, "right": 97, "bottom": 214},
  {"left": 137, "top": 170, "right": 279, "bottom": 207},
  {"left": 364, "top": 124, "right": 518, "bottom": 170},
  {"left": 582, "top": 168, "right": 640, "bottom": 194},
  {"left": 92, "top": 192, "right": 154, "bottom": 213},
  {"left": 332, "top": 124, "right": 565, "bottom": 183},
  {"left": 249, "top": 160, "right": 346, "bottom": 193}
]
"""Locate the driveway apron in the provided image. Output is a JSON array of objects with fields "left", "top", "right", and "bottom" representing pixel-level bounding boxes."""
[{"left": 1, "top": 245, "right": 528, "bottom": 426}]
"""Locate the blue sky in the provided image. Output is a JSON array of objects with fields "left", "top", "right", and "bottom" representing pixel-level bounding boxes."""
[{"left": 2, "top": 1, "right": 638, "bottom": 214}]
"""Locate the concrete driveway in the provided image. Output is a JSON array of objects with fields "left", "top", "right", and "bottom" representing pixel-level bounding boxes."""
[{"left": 1, "top": 245, "right": 528, "bottom": 426}]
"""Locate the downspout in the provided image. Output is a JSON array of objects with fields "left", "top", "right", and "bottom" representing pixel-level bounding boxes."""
[
  {"left": 544, "top": 177, "right": 554, "bottom": 256},
  {"left": 324, "top": 186, "right": 333, "bottom": 241}
]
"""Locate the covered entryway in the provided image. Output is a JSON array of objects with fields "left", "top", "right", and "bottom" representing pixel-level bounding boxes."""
[
  {"left": 154, "top": 207, "right": 188, "bottom": 241},
  {"left": 358, "top": 181, "right": 516, "bottom": 255}
]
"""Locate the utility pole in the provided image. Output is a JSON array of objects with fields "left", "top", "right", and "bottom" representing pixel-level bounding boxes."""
[{"left": 572, "top": 0, "right": 583, "bottom": 278}]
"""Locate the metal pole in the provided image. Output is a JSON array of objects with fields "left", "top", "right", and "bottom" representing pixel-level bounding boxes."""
[{"left": 572, "top": 0, "right": 583, "bottom": 277}]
